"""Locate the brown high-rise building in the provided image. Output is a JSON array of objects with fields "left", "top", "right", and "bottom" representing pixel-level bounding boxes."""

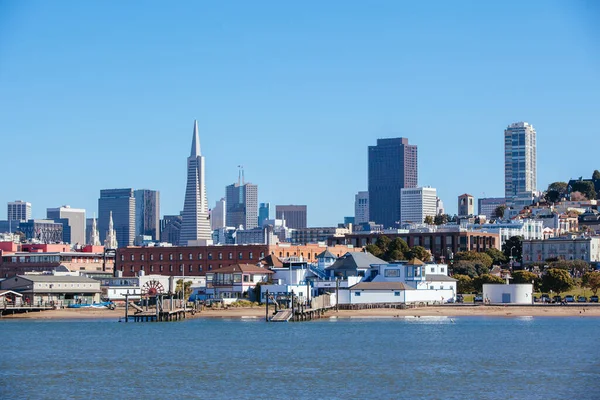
[{"left": 276, "top": 205, "right": 307, "bottom": 229}]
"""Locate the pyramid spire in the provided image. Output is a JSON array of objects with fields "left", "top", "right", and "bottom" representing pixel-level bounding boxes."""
[{"left": 190, "top": 120, "right": 201, "bottom": 157}]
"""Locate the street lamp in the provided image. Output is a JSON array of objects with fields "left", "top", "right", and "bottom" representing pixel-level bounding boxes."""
[{"left": 510, "top": 246, "right": 516, "bottom": 270}]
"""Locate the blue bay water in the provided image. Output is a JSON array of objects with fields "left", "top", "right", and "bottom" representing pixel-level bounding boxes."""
[{"left": 1, "top": 316, "right": 599, "bottom": 399}]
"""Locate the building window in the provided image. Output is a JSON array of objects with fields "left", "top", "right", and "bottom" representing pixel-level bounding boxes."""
[
  {"left": 121, "top": 255, "right": 124, "bottom": 261},
  {"left": 159, "top": 254, "right": 164, "bottom": 261},
  {"left": 430, "top": 285, "right": 434, "bottom": 290},
  {"left": 198, "top": 266, "right": 202, "bottom": 272},
  {"left": 130, "top": 255, "right": 135, "bottom": 261},
  {"left": 141, "top": 265, "right": 144, "bottom": 270},
  {"left": 169, "top": 254, "right": 173, "bottom": 261},
  {"left": 208, "top": 265, "right": 212, "bottom": 271},
  {"left": 260, "top": 252, "right": 265, "bottom": 258},
  {"left": 430, "top": 267, "right": 435, "bottom": 273},
  {"left": 169, "top": 265, "right": 173, "bottom": 272},
  {"left": 150, "top": 265, "right": 154, "bottom": 272},
  {"left": 218, "top": 252, "right": 223, "bottom": 260},
  {"left": 249, "top": 252, "right": 253, "bottom": 260},
  {"left": 243, "top": 275, "right": 249, "bottom": 282},
  {"left": 130, "top": 266, "right": 134, "bottom": 272},
  {"left": 189, "top": 265, "right": 193, "bottom": 272},
  {"left": 188, "top": 253, "right": 193, "bottom": 260},
  {"left": 441, "top": 267, "right": 445, "bottom": 273},
  {"left": 394, "top": 292, "right": 400, "bottom": 296},
  {"left": 179, "top": 254, "right": 183, "bottom": 260},
  {"left": 198, "top": 253, "right": 202, "bottom": 260},
  {"left": 228, "top": 252, "right": 233, "bottom": 260},
  {"left": 208, "top": 253, "right": 213, "bottom": 260},
  {"left": 150, "top": 254, "right": 154, "bottom": 261},
  {"left": 180, "top": 265, "right": 183, "bottom": 272},
  {"left": 141, "top": 254, "right": 144, "bottom": 261},
  {"left": 238, "top": 252, "right": 243, "bottom": 260},
  {"left": 160, "top": 265, "right": 163, "bottom": 272},
  {"left": 355, "top": 292, "right": 361, "bottom": 296}
]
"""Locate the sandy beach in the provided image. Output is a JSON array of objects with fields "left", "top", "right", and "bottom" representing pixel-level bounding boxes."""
[{"left": 2, "top": 304, "right": 599, "bottom": 320}]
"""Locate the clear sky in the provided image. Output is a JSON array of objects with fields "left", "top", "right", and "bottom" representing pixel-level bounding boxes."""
[{"left": 1, "top": 0, "right": 599, "bottom": 226}]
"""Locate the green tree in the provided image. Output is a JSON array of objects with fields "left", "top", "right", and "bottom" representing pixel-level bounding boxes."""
[
  {"left": 454, "top": 274, "right": 474, "bottom": 294},
  {"left": 453, "top": 251, "right": 493, "bottom": 269},
  {"left": 549, "top": 259, "right": 589, "bottom": 274},
  {"left": 375, "top": 235, "right": 391, "bottom": 255},
  {"left": 593, "top": 170, "right": 600, "bottom": 180},
  {"left": 434, "top": 214, "right": 448, "bottom": 225},
  {"left": 365, "top": 244, "right": 383, "bottom": 258},
  {"left": 385, "top": 238, "right": 410, "bottom": 261},
  {"left": 473, "top": 274, "right": 505, "bottom": 292},
  {"left": 570, "top": 180, "right": 597, "bottom": 200},
  {"left": 511, "top": 270, "right": 540, "bottom": 291},
  {"left": 540, "top": 268, "right": 574, "bottom": 295},
  {"left": 451, "top": 260, "right": 478, "bottom": 278},
  {"left": 408, "top": 246, "right": 431, "bottom": 262},
  {"left": 545, "top": 182, "right": 568, "bottom": 203},
  {"left": 485, "top": 248, "right": 508, "bottom": 266},
  {"left": 424, "top": 215, "right": 435, "bottom": 225},
  {"left": 494, "top": 205, "right": 507, "bottom": 219},
  {"left": 582, "top": 271, "right": 600, "bottom": 295},
  {"left": 502, "top": 236, "right": 523, "bottom": 264},
  {"left": 175, "top": 279, "right": 193, "bottom": 301}
]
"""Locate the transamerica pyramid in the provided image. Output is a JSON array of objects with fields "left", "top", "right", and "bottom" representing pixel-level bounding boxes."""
[{"left": 179, "top": 120, "right": 212, "bottom": 246}]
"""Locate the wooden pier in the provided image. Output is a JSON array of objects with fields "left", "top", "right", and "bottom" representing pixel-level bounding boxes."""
[
  {"left": 266, "top": 290, "right": 333, "bottom": 323},
  {"left": 121, "top": 293, "right": 188, "bottom": 323}
]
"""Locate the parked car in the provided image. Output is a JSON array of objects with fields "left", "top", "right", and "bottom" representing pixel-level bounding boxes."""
[
  {"left": 541, "top": 294, "right": 551, "bottom": 303},
  {"left": 533, "top": 295, "right": 540, "bottom": 303},
  {"left": 577, "top": 296, "right": 587, "bottom": 303},
  {"left": 456, "top": 294, "right": 464, "bottom": 303},
  {"left": 474, "top": 295, "right": 483, "bottom": 302},
  {"left": 564, "top": 295, "right": 575, "bottom": 303},
  {"left": 590, "top": 296, "right": 599, "bottom": 303},
  {"left": 552, "top": 295, "right": 562, "bottom": 303}
]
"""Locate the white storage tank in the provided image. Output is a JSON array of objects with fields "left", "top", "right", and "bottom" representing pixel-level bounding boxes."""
[{"left": 482, "top": 283, "right": 534, "bottom": 304}]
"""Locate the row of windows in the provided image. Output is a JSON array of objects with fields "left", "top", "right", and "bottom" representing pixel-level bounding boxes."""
[
  {"left": 120, "top": 250, "right": 342, "bottom": 263},
  {"left": 122, "top": 251, "right": 266, "bottom": 262},
  {"left": 123, "top": 264, "right": 229, "bottom": 273}
]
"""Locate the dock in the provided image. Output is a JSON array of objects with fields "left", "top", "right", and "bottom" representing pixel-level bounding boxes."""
[
  {"left": 266, "top": 291, "right": 333, "bottom": 322},
  {"left": 121, "top": 293, "right": 188, "bottom": 323}
]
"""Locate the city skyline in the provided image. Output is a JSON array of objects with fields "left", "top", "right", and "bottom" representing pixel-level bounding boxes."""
[{"left": 1, "top": 2, "right": 599, "bottom": 226}]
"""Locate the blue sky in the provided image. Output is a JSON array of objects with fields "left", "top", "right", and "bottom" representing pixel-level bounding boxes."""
[{"left": 1, "top": 0, "right": 599, "bottom": 226}]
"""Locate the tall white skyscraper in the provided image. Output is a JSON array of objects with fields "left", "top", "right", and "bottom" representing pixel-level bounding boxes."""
[
  {"left": 400, "top": 187, "right": 437, "bottom": 225},
  {"left": 354, "top": 191, "right": 369, "bottom": 224},
  {"left": 504, "top": 122, "right": 537, "bottom": 200},
  {"left": 179, "top": 120, "right": 212, "bottom": 246},
  {"left": 8, "top": 200, "right": 31, "bottom": 221}
]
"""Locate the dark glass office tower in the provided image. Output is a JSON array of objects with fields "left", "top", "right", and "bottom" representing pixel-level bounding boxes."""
[
  {"left": 98, "top": 188, "right": 135, "bottom": 247},
  {"left": 368, "top": 138, "right": 418, "bottom": 229}
]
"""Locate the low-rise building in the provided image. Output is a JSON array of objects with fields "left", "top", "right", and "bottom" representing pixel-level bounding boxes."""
[
  {"left": 115, "top": 243, "right": 360, "bottom": 277},
  {"left": 0, "top": 244, "right": 115, "bottom": 278},
  {"left": 205, "top": 263, "right": 273, "bottom": 302},
  {"left": 522, "top": 236, "right": 600, "bottom": 266},
  {"left": 328, "top": 230, "right": 499, "bottom": 260},
  {"left": 0, "top": 274, "right": 101, "bottom": 306}
]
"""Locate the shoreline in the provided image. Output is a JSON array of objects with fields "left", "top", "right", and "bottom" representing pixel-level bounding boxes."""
[{"left": 2, "top": 304, "right": 600, "bottom": 320}]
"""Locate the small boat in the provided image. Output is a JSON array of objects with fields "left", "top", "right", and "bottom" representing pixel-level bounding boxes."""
[{"left": 68, "top": 302, "right": 115, "bottom": 309}]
